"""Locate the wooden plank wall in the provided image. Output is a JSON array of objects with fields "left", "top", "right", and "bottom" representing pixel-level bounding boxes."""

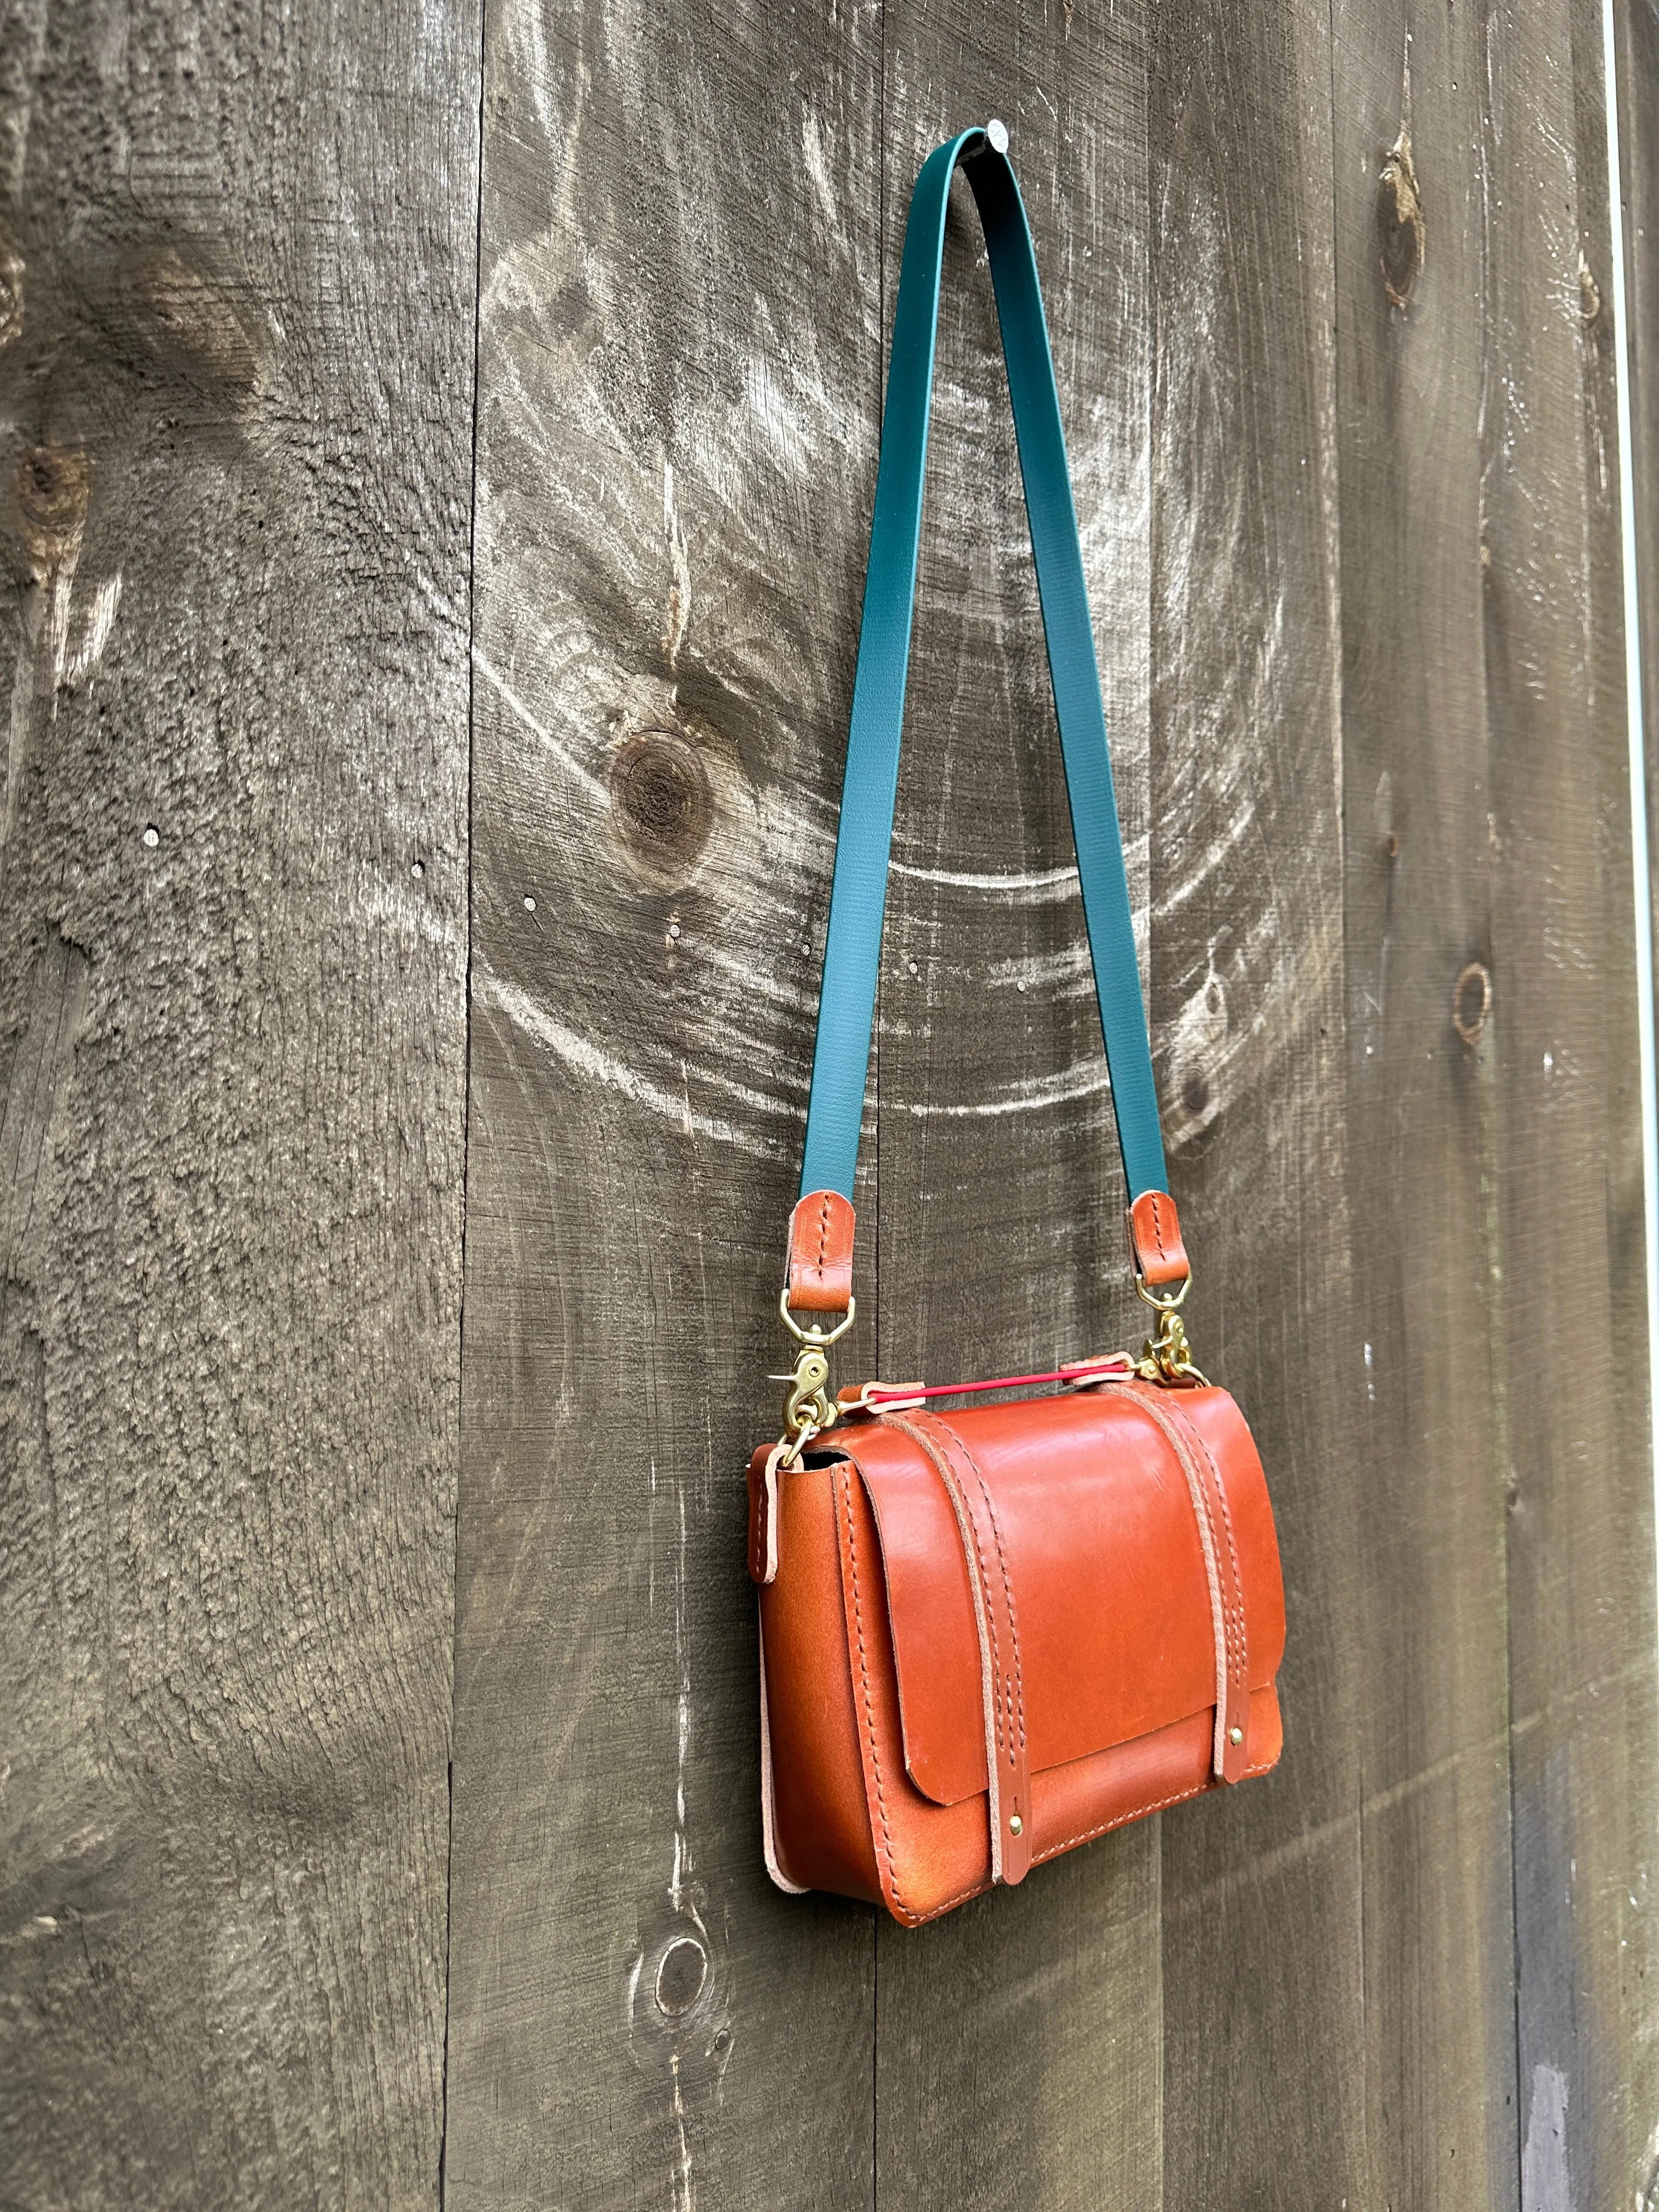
[
  {"left": 7, "top": 0, "right": 1659, "bottom": 2205},
  {"left": 0, "top": 0, "right": 479, "bottom": 2205}
]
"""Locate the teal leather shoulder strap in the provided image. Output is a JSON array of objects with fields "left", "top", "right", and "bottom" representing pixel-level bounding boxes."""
[{"left": 798, "top": 127, "right": 1170, "bottom": 1206}]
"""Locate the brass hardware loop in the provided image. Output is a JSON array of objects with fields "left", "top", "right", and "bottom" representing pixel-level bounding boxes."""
[
  {"left": 775, "top": 1290, "right": 856, "bottom": 1468},
  {"left": 1131, "top": 1273, "right": 1207, "bottom": 1388}
]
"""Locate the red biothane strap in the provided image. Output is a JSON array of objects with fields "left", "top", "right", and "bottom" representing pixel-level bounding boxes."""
[
  {"left": 789, "top": 1187, "right": 1192, "bottom": 1330},
  {"left": 839, "top": 1355, "right": 1137, "bottom": 1414}
]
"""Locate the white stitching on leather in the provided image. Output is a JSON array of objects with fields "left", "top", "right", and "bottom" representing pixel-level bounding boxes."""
[
  {"left": 1101, "top": 1383, "right": 1231, "bottom": 1778},
  {"left": 884, "top": 1414, "right": 1013, "bottom": 1882},
  {"left": 1159, "top": 1394, "right": 1251, "bottom": 1768},
  {"left": 838, "top": 1466, "right": 910, "bottom": 1915}
]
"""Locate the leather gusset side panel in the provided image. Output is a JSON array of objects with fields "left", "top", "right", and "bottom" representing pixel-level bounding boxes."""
[
  {"left": 845, "top": 1384, "right": 1282, "bottom": 1807},
  {"left": 816, "top": 1458, "right": 1283, "bottom": 1926},
  {"left": 759, "top": 1457, "right": 883, "bottom": 1905}
]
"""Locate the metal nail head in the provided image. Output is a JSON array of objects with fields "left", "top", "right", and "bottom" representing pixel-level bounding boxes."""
[
  {"left": 1008, "top": 1812, "right": 1023, "bottom": 1836},
  {"left": 1229, "top": 1726, "right": 1244, "bottom": 1746},
  {"left": 987, "top": 118, "right": 1010, "bottom": 155}
]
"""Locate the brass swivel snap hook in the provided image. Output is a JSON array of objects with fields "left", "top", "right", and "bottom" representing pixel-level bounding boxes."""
[
  {"left": 1131, "top": 1270, "right": 1207, "bottom": 1387},
  {"left": 774, "top": 1289, "right": 856, "bottom": 1467}
]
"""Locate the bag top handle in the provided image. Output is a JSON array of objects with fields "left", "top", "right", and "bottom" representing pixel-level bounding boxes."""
[{"left": 788, "top": 126, "right": 1180, "bottom": 1318}]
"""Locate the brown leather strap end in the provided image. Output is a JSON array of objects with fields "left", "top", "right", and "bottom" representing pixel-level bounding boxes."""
[
  {"left": 1126, "top": 1190, "right": 1190, "bottom": 1290},
  {"left": 787, "top": 1189, "right": 855, "bottom": 1314}
]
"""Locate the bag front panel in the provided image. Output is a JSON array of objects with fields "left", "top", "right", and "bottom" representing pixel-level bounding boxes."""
[{"left": 844, "top": 1384, "right": 1283, "bottom": 1803}]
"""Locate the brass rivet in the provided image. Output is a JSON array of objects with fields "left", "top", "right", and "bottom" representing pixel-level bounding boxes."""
[
  {"left": 1008, "top": 1813, "right": 1023, "bottom": 1836},
  {"left": 1229, "top": 1726, "right": 1244, "bottom": 1745}
]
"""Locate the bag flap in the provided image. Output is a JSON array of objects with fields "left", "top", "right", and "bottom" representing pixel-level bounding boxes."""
[{"left": 845, "top": 1384, "right": 1284, "bottom": 1807}]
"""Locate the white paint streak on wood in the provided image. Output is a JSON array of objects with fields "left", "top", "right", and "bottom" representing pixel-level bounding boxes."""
[
  {"left": 741, "top": 355, "right": 819, "bottom": 475},
  {"left": 670, "top": 2051, "right": 695, "bottom": 2212},
  {"left": 477, "top": 965, "right": 789, "bottom": 1155},
  {"left": 65, "top": 571, "right": 122, "bottom": 685},
  {"left": 1522, "top": 2063, "right": 1573, "bottom": 2212},
  {"left": 3, "top": 549, "right": 80, "bottom": 848},
  {"left": 670, "top": 1481, "right": 692, "bottom": 1914},
  {"left": 800, "top": 104, "right": 839, "bottom": 235},
  {"left": 896, "top": 1059, "right": 1112, "bottom": 1119},
  {"left": 470, "top": 642, "right": 610, "bottom": 807},
  {"left": 663, "top": 457, "right": 692, "bottom": 670},
  {"left": 889, "top": 856, "right": 1082, "bottom": 895}
]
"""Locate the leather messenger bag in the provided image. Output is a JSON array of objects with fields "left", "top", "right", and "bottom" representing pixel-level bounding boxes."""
[{"left": 749, "top": 125, "right": 1286, "bottom": 1927}]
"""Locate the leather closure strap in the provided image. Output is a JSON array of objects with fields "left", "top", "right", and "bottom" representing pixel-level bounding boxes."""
[
  {"left": 886, "top": 1409, "right": 1034, "bottom": 1882},
  {"left": 1106, "top": 1384, "right": 1251, "bottom": 1780}
]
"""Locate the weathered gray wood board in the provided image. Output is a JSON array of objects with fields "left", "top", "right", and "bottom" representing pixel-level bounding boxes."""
[
  {"left": 871, "top": 8, "right": 1161, "bottom": 2206},
  {"left": 1487, "top": 3, "right": 1659, "bottom": 2197},
  {"left": 445, "top": 3, "right": 882, "bottom": 2207},
  {"left": 1620, "top": 0, "right": 1659, "bottom": 1000},
  {"left": 0, "top": 1, "right": 478, "bottom": 2205},
  {"left": 450, "top": 0, "right": 1659, "bottom": 2205},
  {"left": 449, "top": 1, "right": 1659, "bottom": 2207},
  {"left": 1332, "top": 8, "right": 1520, "bottom": 2201}
]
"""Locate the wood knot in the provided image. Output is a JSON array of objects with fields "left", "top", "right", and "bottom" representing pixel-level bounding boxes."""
[
  {"left": 1453, "top": 960, "right": 1491, "bottom": 1047},
  {"left": 1578, "top": 253, "right": 1602, "bottom": 327},
  {"left": 610, "top": 727, "right": 713, "bottom": 881},
  {"left": 1378, "top": 131, "right": 1424, "bottom": 310},
  {"left": 14, "top": 445, "right": 90, "bottom": 571},
  {"left": 0, "top": 243, "right": 21, "bottom": 349},
  {"left": 654, "top": 1936, "right": 708, "bottom": 2017}
]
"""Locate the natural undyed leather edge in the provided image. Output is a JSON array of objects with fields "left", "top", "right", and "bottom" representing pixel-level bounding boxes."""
[{"left": 758, "top": 1613, "right": 809, "bottom": 1893}]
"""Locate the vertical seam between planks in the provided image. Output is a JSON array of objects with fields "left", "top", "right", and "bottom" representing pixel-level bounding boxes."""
[
  {"left": 441, "top": 0, "right": 492, "bottom": 2200},
  {"left": 1318, "top": 0, "right": 1374, "bottom": 2186},
  {"left": 1602, "top": 0, "right": 1659, "bottom": 1782},
  {"left": 1473, "top": 1, "right": 1526, "bottom": 2194}
]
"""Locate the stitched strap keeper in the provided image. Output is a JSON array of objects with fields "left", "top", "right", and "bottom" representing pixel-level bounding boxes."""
[
  {"left": 787, "top": 1189, "right": 856, "bottom": 1314},
  {"left": 1126, "top": 1190, "right": 1190, "bottom": 1291}
]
